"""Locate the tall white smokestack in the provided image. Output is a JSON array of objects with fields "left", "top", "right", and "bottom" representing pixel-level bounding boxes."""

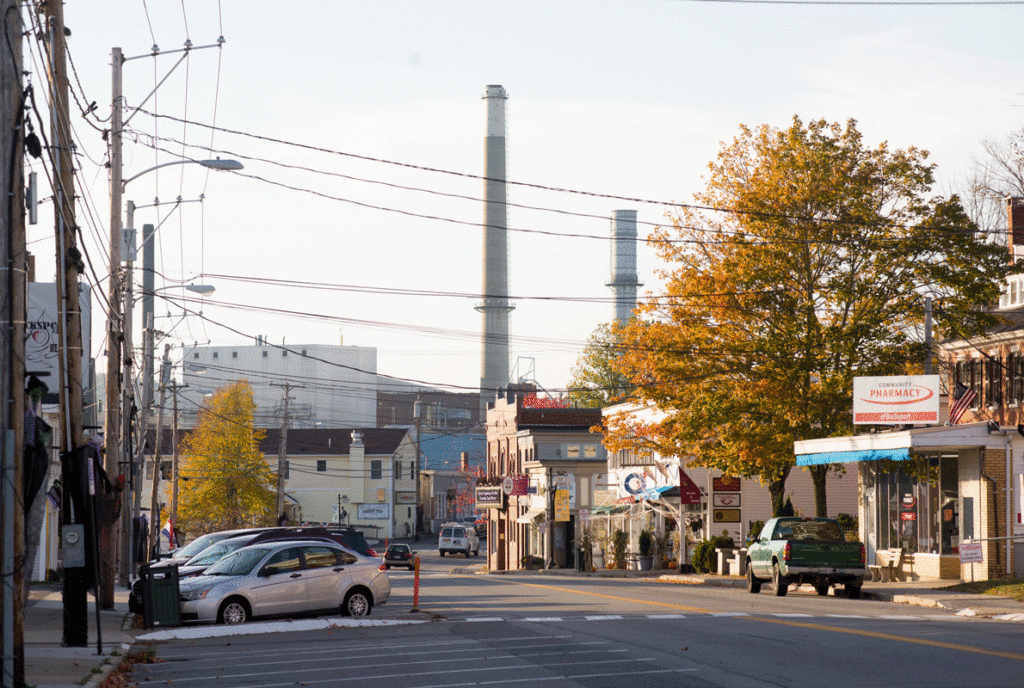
[
  {"left": 607, "top": 209, "right": 641, "bottom": 324},
  {"left": 477, "top": 85, "right": 514, "bottom": 403}
]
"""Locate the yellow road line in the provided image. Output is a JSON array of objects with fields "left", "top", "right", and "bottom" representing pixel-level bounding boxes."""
[{"left": 510, "top": 580, "right": 1024, "bottom": 661}]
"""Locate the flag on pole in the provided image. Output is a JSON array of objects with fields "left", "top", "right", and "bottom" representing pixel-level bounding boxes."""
[
  {"left": 161, "top": 517, "right": 177, "bottom": 549},
  {"left": 948, "top": 382, "right": 978, "bottom": 425}
]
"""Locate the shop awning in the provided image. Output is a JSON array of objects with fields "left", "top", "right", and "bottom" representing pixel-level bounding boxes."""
[
  {"left": 794, "top": 421, "right": 1003, "bottom": 466},
  {"left": 798, "top": 448, "right": 909, "bottom": 466},
  {"left": 516, "top": 507, "right": 546, "bottom": 524},
  {"left": 592, "top": 504, "right": 631, "bottom": 516}
]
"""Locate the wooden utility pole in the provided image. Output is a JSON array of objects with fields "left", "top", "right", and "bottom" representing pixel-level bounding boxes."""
[
  {"left": 41, "top": 0, "right": 91, "bottom": 647},
  {"left": 271, "top": 382, "right": 301, "bottom": 522},
  {"left": 169, "top": 380, "right": 186, "bottom": 534},
  {"left": 148, "top": 346, "right": 171, "bottom": 557},
  {"left": 102, "top": 44, "right": 124, "bottom": 609},
  {"left": 1, "top": 1, "right": 25, "bottom": 682}
]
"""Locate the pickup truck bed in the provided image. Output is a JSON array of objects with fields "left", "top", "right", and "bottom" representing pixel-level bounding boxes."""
[{"left": 746, "top": 517, "right": 866, "bottom": 598}]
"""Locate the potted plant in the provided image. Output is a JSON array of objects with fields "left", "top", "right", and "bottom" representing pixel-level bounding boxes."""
[
  {"left": 521, "top": 555, "right": 544, "bottom": 570},
  {"left": 638, "top": 529, "right": 654, "bottom": 571},
  {"left": 612, "top": 529, "right": 628, "bottom": 570}
]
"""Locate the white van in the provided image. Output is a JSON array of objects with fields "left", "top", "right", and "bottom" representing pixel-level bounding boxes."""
[{"left": 439, "top": 522, "right": 480, "bottom": 557}]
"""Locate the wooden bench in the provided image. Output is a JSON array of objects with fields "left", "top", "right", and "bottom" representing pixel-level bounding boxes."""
[{"left": 868, "top": 548, "right": 904, "bottom": 582}]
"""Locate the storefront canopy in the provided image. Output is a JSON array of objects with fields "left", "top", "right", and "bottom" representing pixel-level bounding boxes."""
[
  {"left": 516, "top": 507, "right": 547, "bottom": 524},
  {"left": 794, "top": 421, "right": 1004, "bottom": 466}
]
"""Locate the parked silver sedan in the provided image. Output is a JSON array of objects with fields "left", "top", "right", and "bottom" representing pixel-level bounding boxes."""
[{"left": 178, "top": 540, "right": 390, "bottom": 625}]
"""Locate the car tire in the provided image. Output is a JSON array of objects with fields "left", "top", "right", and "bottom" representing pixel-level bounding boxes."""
[
  {"left": 408, "top": 564, "right": 415, "bottom": 571},
  {"left": 772, "top": 562, "right": 789, "bottom": 597},
  {"left": 746, "top": 563, "right": 761, "bottom": 594},
  {"left": 218, "top": 598, "right": 250, "bottom": 625},
  {"left": 385, "top": 565, "right": 391, "bottom": 570},
  {"left": 465, "top": 548, "right": 471, "bottom": 557},
  {"left": 342, "top": 589, "right": 372, "bottom": 617},
  {"left": 845, "top": 583, "right": 862, "bottom": 599},
  {"left": 814, "top": 582, "right": 830, "bottom": 596},
  {"left": 473, "top": 549, "right": 479, "bottom": 557},
  {"left": 439, "top": 550, "right": 445, "bottom": 557}
]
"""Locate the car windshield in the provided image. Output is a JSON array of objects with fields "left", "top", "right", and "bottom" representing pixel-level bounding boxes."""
[
  {"left": 205, "top": 547, "right": 272, "bottom": 576},
  {"left": 173, "top": 533, "right": 222, "bottom": 559},
  {"left": 774, "top": 520, "right": 845, "bottom": 542},
  {"left": 185, "top": 540, "right": 246, "bottom": 566}
]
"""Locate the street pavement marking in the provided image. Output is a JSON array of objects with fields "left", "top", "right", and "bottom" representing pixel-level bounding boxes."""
[
  {"left": 647, "top": 614, "right": 686, "bottom": 619},
  {"left": 584, "top": 615, "right": 623, "bottom": 620},
  {"left": 772, "top": 613, "right": 813, "bottom": 617},
  {"left": 465, "top": 617, "right": 504, "bottom": 622},
  {"left": 512, "top": 580, "right": 719, "bottom": 614},
  {"left": 523, "top": 617, "right": 563, "bottom": 622},
  {"left": 504, "top": 580, "right": 1024, "bottom": 662}
]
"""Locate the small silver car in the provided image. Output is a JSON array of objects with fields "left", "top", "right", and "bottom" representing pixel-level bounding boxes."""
[{"left": 178, "top": 540, "right": 390, "bottom": 625}]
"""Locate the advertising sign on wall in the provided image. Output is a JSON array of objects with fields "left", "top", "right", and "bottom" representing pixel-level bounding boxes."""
[
  {"left": 357, "top": 503, "right": 390, "bottom": 520},
  {"left": 853, "top": 375, "right": 939, "bottom": 425}
]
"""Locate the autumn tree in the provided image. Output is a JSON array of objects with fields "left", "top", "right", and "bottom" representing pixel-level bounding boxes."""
[
  {"left": 174, "top": 380, "right": 276, "bottom": 535},
  {"left": 567, "top": 323, "right": 637, "bottom": 408},
  {"left": 606, "top": 117, "right": 1010, "bottom": 517}
]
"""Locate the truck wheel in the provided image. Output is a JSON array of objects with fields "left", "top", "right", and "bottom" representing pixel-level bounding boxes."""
[
  {"left": 772, "top": 562, "right": 789, "bottom": 597},
  {"left": 845, "top": 583, "right": 862, "bottom": 599},
  {"left": 813, "top": 582, "right": 830, "bottom": 596},
  {"left": 746, "top": 563, "right": 761, "bottom": 594}
]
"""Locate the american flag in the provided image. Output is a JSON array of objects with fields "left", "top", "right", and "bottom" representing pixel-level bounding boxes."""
[
  {"left": 161, "top": 518, "right": 177, "bottom": 549},
  {"left": 948, "top": 382, "right": 978, "bottom": 425}
]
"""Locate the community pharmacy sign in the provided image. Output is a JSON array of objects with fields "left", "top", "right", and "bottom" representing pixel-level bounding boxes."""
[{"left": 853, "top": 375, "right": 940, "bottom": 425}]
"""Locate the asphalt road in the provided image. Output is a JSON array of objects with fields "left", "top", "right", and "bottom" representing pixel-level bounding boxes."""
[{"left": 128, "top": 548, "right": 1024, "bottom": 688}]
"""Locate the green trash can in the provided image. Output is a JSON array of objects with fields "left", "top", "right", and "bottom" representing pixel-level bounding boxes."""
[{"left": 141, "top": 563, "right": 181, "bottom": 629}]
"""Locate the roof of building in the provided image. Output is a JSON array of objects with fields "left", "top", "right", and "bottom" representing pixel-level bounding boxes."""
[{"left": 260, "top": 428, "right": 409, "bottom": 455}]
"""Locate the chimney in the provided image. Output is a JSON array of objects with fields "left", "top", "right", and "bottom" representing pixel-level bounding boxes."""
[
  {"left": 607, "top": 209, "right": 642, "bottom": 324},
  {"left": 1008, "top": 197, "right": 1024, "bottom": 265},
  {"left": 477, "top": 85, "right": 515, "bottom": 414}
]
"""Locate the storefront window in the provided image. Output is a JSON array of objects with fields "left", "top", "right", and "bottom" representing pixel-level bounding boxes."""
[{"left": 871, "top": 454, "right": 958, "bottom": 555}]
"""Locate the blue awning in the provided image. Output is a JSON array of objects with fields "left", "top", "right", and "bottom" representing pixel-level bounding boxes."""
[{"left": 796, "top": 447, "right": 910, "bottom": 466}]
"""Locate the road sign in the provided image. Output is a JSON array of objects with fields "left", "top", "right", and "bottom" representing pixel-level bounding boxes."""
[{"left": 678, "top": 468, "right": 702, "bottom": 505}]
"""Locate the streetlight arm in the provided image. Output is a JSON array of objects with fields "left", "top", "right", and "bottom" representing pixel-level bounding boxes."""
[{"left": 122, "top": 158, "right": 243, "bottom": 188}]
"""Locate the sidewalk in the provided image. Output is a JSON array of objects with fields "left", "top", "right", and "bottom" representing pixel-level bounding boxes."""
[
  {"left": 24, "top": 585, "right": 143, "bottom": 688},
  {"left": 22, "top": 571, "right": 1024, "bottom": 688}
]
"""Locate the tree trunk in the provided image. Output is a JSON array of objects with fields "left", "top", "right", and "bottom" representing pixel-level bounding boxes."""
[
  {"left": 808, "top": 465, "right": 829, "bottom": 517},
  {"left": 768, "top": 466, "right": 792, "bottom": 516}
]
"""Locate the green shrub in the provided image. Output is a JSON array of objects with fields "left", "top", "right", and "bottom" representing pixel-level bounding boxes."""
[
  {"left": 612, "top": 529, "right": 628, "bottom": 570},
  {"left": 836, "top": 513, "right": 857, "bottom": 530},
  {"left": 638, "top": 529, "right": 653, "bottom": 557},
  {"left": 690, "top": 535, "right": 735, "bottom": 573}
]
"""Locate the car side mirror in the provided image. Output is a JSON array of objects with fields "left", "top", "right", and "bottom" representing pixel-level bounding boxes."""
[{"left": 745, "top": 533, "right": 757, "bottom": 546}]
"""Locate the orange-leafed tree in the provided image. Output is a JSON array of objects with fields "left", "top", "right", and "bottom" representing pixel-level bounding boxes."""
[
  {"left": 607, "top": 117, "right": 1009, "bottom": 516},
  {"left": 174, "top": 380, "right": 276, "bottom": 535}
]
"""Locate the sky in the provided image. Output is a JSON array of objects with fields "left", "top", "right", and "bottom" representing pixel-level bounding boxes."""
[{"left": 25, "top": 0, "right": 1024, "bottom": 398}]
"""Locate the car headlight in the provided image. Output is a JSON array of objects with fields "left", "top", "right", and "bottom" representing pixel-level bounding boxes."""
[{"left": 180, "top": 586, "right": 213, "bottom": 601}]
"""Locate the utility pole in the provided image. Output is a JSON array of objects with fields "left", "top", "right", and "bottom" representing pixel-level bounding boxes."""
[
  {"left": 413, "top": 397, "right": 421, "bottom": 541},
  {"left": 1, "top": 1, "right": 25, "bottom": 683},
  {"left": 169, "top": 380, "right": 186, "bottom": 532},
  {"left": 41, "top": 0, "right": 90, "bottom": 648},
  {"left": 148, "top": 346, "right": 171, "bottom": 557},
  {"left": 271, "top": 382, "right": 301, "bottom": 522},
  {"left": 102, "top": 45, "right": 125, "bottom": 609}
]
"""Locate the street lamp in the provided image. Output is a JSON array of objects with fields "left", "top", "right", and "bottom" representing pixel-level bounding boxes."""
[
  {"left": 112, "top": 159, "right": 240, "bottom": 588},
  {"left": 121, "top": 158, "right": 244, "bottom": 188}
]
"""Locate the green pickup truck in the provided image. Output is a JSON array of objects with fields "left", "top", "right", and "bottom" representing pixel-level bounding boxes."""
[{"left": 745, "top": 517, "right": 866, "bottom": 598}]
